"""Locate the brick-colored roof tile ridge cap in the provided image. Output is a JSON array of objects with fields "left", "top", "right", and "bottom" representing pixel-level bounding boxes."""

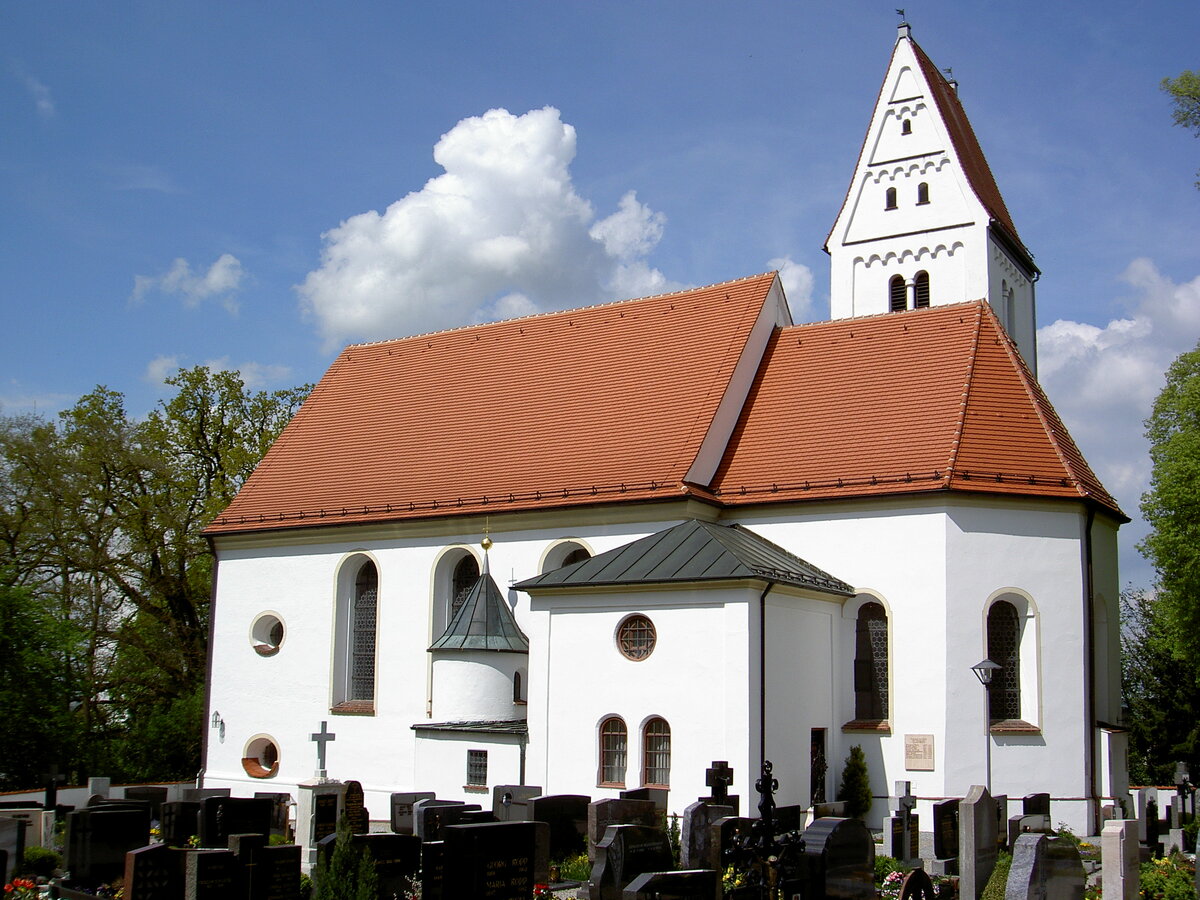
[
  {"left": 778, "top": 298, "right": 985, "bottom": 336},
  {"left": 340, "top": 271, "right": 780, "bottom": 351},
  {"left": 975, "top": 302, "right": 1124, "bottom": 517},
  {"left": 944, "top": 303, "right": 986, "bottom": 487}
]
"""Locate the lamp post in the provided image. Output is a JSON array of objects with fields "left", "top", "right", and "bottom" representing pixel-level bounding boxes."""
[{"left": 971, "top": 659, "right": 1000, "bottom": 791}]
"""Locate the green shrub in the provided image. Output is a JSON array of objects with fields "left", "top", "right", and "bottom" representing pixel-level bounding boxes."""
[
  {"left": 1140, "top": 852, "right": 1196, "bottom": 900},
  {"left": 836, "top": 745, "right": 873, "bottom": 819},
  {"left": 20, "top": 845, "right": 61, "bottom": 879},
  {"left": 312, "top": 817, "right": 378, "bottom": 900},
  {"left": 981, "top": 850, "right": 1012, "bottom": 900},
  {"left": 874, "top": 854, "right": 902, "bottom": 886},
  {"left": 557, "top": 851, "right": 592, "bottom": 882}
]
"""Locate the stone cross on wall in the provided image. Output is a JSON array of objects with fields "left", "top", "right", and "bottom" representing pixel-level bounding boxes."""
[
  {"left": 311, "top": 721, "right": 337, "bottom": 779},
  {"left": 706, "top": 761, "right": 734, "bottom": 804},
  {"left": 41, "top": 765, "right": 67, "bottom": 810}
]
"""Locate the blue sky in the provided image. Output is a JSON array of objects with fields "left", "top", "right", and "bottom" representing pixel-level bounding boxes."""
[{"left": 2, "top": 1, "right": 1197, "bottom": 589}]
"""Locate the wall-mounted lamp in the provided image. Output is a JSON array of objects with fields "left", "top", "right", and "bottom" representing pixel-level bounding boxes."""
[{"left": 210, "top": 711, "right": 225, "bottom": 743}]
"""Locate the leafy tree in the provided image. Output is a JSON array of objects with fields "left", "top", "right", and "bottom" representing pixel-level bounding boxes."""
[
  {"left": 0, "top": 366, "right": 308, "bottom": 785},
  {"left": 1161, "top": 70, "right": 1200, "bottom": 187},
  {"left": 836, "top": 744, "right": 873, "bottom": 819}
]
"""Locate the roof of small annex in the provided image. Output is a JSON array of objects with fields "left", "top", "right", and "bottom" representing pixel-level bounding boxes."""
[
  {"left": 711, "top": 301, "right": 1122, "bottom": 518},
  {"left": 514, "top": 518, "right": 855, "bottom": 595},
  {"left": 429, "top": 568, "right": 529, "bottom": 653},
  {"left": 206, "top": 273, "right": 780, "bottom": 534}
]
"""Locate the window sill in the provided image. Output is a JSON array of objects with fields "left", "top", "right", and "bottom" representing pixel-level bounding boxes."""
[
  {"left": 513, "top": 700, "right": 527, "bottom": 707},
  {"left": 916, "top": 200, "right": 930, "bottom": 206},
  {"left": 253, "top": 644, "right": 280, "bottom": 657},
  {"left": 241, "top": 758, "right": 279, "bottom": 779},
  {"left": 842, "top": 719, "right": 892, "bottom": 734},
  {"left": 331, "top": 701, "right": 375, "bottom": 716},
  {"left": 463, "top": 785, "right": 488, "bottom": 793},
  {"left": 598, "top": 782, "right": 626, "bottom": 789},
  {"left": 989, "top": 719, "right": 1040, "bottom": 735}
]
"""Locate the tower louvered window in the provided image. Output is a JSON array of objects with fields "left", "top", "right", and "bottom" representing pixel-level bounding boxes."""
[
  {"left": 351, "top": 561, "right": 378, "bottom": 701},
  {"left": 885, "top": 187, "right": 898, "bottom": 210},
  {"left": 889, "top": 276, "right": 907, "bottom": 312},
  {"left": 914, "top": 271, "right": 930, "bottom": 308},
  {"left": 854, "top": 602, "right": 889, "bottom": 720},
  {"left": 987, "top": 601, "right": 1021, "bottom": 722}
]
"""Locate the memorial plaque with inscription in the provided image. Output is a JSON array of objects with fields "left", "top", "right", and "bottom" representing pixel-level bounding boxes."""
[
  {"left": 442, "top": 820, "right": 550, "bottom": 899},
  {"left": 124, "top": 843, "right": 184, "bottom": 900},
  {"left": 344, "top": 781, "right": 369, "bottom": 835},
  {"left": 313, "top": 793, "right": 339, "bottom": 844},
  {"left": 904, "top": 734, "right": 935, "bottom": 771}
]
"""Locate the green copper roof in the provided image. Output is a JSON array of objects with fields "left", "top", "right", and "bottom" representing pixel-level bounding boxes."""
[
  {"left": 429, "top": 569, "right": 530, "bottom": 653},
  {"left": 514, "top": 519, "right": 854, "bottom": 596}
]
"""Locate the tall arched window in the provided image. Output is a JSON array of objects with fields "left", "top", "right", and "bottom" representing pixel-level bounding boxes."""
[
  {"left": 987, "top": 601, "right": 1021, "bottom": 722},
  {"left": 562, "top": 546, "right": 591, "bottom": 567},
  {"left": 854, "top": 602, "right": 889, "bottom": 720},
  {"left": 451, "top": 555, "right": 480, "bottom": 620},
  {"left": 914, "top": 271, "right": 930, "bottom": 308},
  {"left": 916, "top": 182, "right": 930, "bottom": 204},
  {"left": 901, "top": 118, "right": 912, "bottom": 135},
  {"left": 889, "top": 276, "right": 907, "bottom": 312},
  {"left": 642, "top": 718, "right": 671, "bottom": 788},
  {"left": 885, "top": 187, "right": 898, "bottom": 210},
  {"left": 599, "top": 717, "right": 627, "bottom": 786}
]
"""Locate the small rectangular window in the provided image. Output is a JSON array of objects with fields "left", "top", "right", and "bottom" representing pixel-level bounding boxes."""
[{"left": 467, "top": 749, "right": 488, "bottom": 786}]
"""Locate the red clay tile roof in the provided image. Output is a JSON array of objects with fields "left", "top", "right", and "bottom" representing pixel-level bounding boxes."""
[
  {"left": 909, "top": 39, "right": 1030, "bottom": 262},
  {"left": 711, "top": 301, "right": 1122, "bottom": 517},
  {"left": 205, "top": 274, "right": 779, "bottom": 534}
]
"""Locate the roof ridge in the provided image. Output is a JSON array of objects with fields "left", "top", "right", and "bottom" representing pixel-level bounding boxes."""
[
  {"left": 341, "top": 272, "right": 780, "bottom": 350},
  {"left": 944, "top": 302, "right": 986, "bottom": 485}
]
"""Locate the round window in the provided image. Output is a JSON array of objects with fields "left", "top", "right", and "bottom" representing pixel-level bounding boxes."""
[
  {"left": 616, "top": 614, "right": 657, "bottom": 661},
  {"left": 242, "top": 735, "right": 280, "bottom": 778},
  {"left": 250, "top": 613, "right": 285, "bottom": 656}
]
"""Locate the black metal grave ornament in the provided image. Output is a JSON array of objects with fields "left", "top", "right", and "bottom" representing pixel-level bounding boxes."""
[{"left": 723, "top": 760, "right": 806, "bottom": 897}]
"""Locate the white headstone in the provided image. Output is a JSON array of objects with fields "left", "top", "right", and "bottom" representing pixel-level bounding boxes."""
[
  {"left": 1101, "top": 819, "right": 1139, "bottom": 900},
  {"left": 960, "top": 785, "right": 998, "bottom": 900}
]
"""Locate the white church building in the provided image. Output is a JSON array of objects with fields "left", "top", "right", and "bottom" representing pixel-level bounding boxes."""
[{"left": 200, "top": 24, "right": 1128, "bottom": 835}]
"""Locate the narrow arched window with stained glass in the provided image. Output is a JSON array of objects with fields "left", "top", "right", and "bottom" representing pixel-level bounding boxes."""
[
  {"left": 987, "top": 601, "right": 1021, "bottom": 722},
  {"left": 351, "top": 561, "right": 378, "bottom": 702},
  {"left": 854, "top": 602, "right": 889, "bottom": 721}
]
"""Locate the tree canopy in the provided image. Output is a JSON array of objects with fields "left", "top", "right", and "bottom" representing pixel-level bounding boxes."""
[
  {"left": 1161, "top": 69, "right": 1200, "bottom": 187},
  {"left": 0, "top": 366, "right": 308, "bottom": 788}
]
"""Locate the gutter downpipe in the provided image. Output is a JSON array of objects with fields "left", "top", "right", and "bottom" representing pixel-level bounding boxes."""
[
  {"left": 1083, "top": 506, "right": 1099, "bottom": 835},
  {"left": 759, "top": 582, "right": 774, "bottom": 770},
  {"left": 197, "top": 535, "right": 220, "bottom": 789}
]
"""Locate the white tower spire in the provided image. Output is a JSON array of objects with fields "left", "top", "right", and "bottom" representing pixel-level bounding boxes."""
[{"left": 825, "top": 25, "right": 1040, "bottom": 371}]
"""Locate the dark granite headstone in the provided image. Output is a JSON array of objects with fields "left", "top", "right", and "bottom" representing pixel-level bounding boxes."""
[
  {"left": 1009, "top": 813, "right": 1053, "bottom": 851},
  {"left": 198, "top": 796, "right": 272, "bottom": 848},
  {"left": 344, "top": 780, "right": 369, "bottom": 835},
  {"left": 1006, "top": 832, "right": 1085, "bottom": 900},
  {"left": 775, "top": 804, "right": 804, "bottom": 835},
  {"left": 681, "top": 801, "right": 734, "bottom": 869},
  {"left": 528, "top": 794, "right": 590, "bottom": 860},
  {"left": 184, "top": 848, "right": 238, "bottom": 900},
  {"left": 994, "top": 795, "right": 1009, "bottom": 850},
  {"left": 620, "top": 788, "right": 668, "bottom": 813},
  {"left": 413, "top": 799, "right": 468, "bottom": 841},
  {"left": 899, "top": 868, "right": 939, "bottom": 900},
  {"left": 161, "top": 801, "right": 202, "bottom": 847},
  {"left": 421, "top": 840, "right": 445, "bottom": 900},
  {"left": 229, "top": 833, "right": 300, "bottom": 900},
  {"left": 814, "top": 801, "right": 848, "bottom": 818},
  {"left": 442, "top": 820, "right": 550, "bottom": 899},
  {"left": 0, "top": 817, "right": 24, "bottom": 884},
  {"left": 586, "top": 824, "right": 674, "bottom": 900},
  {"left": 390, "top": 791, "right": 436, "bottom": 834},
  {"left": 124, "top": 787, "right": 169, "bottom": 820},
  {"left": 313, "top": 791, "right": 340, "bottom": 845},
  {"left": 622, "top": 869, "right": 721, "bottom": 899},
  {"left": 227, "top": 833, "right": 266, "bottom": 900},
  {"left": 493, "top": 784, "right": 542, "bottom": 822},
  {"left": 124, "top": 843, "right": 185, "bottom": 900},
  {"left": 801, "top": 817, "right": 875, "bottom": 900},
  {"left": 708, "top": 816, "right": 753, "bottom": 874},
  {"left": 587, "top": 798, "right": 658, "bottom": 861},
  {"left": 181, "top": 788, "right": 230, "bottom": 803},
  {"left": 417, "top": 802, "right": 484, "bottom": 841},
  {"left": 65, "top": 806, "right": 152, "bottom": 885},
  {"left": 933, "top": 799, "right": 960, "bottom": 860},
  {"left": 1023, "top": 794, "right": 1051, "bottom": 816},
  {"left": 353, "top": 833, "right": 421, "bottom": 900}
]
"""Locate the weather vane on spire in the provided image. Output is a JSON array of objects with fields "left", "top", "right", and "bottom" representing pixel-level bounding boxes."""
[{"left": 896, "top": 8, "right": 907, "bottom": 23}]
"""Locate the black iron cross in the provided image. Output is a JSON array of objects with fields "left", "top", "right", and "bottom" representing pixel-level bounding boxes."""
[
  {"left": 706, "top": 761, "right": 734, "bottom": 804},
  {"left": 311, "top": 721, "right": 337, "bottom": 777}
]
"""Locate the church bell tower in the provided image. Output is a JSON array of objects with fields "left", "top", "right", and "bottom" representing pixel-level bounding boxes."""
[{"left": 825, "top": 22, "right": 1040, "bottom": 372}]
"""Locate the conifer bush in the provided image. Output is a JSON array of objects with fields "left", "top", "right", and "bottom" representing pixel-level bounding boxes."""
[{"left": 836, "top": 745, "right": 873, "bottom": 819}]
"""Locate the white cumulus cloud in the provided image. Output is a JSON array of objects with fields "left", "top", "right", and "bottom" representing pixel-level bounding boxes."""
[
  {"left": 1036, "top": 258, "right": 1200, "bottom": 586},
  {"left": 132, "top": 254, "right": 245, "bottom": 313},
  {"left": 17, "top": 69, "right": 55, "bottom": 119},
  {"left": 767, "top": 255, "right": 816, "bottom": 321},
  {"left": 299, "top": 107, "right": 680, "bottom": 350}
]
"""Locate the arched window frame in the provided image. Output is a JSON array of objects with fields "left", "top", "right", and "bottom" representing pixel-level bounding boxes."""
[
  {"left": 598, "top": 716, "right": 628, "bottom": 787},
  {"left": 901, "top": 118, "right": 913, "bottom": 135},
  {"left": 885, "top": 186, "right": 898, "bottom": 210},
  {"left": 983, "top": 591, "right": 1041, "bottom": 732},
  {"left": 451, "top": 554, "right": 480, "bottom": 620},
  {"left": 987, "top": 601, "right": 1021, "bottom": 721},
  {"left": 331, "top": 553, "right": 380, "bottom": 712},
  {"left": 641, "top": 717, "right": 671, "bottom": 788},
  {"left": 853, "top": 602, "right": 890, "bottom": 721},
  {"left": 889, "top": 275, "right": 907, "bottom": 312},
  {"left": 431, "top": 546, "right": 483, "bottom": 640},
  {"left": 914, "top": 271, "right": 930, "bottom": 308},
  {"left": 539, "top": 539, "right": 594, "bottom": 574},
  {"left": 916, "top": 182, "right": 930, "bottom": 204}
]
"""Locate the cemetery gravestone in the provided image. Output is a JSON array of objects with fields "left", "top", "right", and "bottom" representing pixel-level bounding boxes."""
[
  {"left": 899, "top": 868, "right": 939, "bottom": 900},
  {"left": 801, "top": 817, "right": 876, "bottom": 900},
  {"left": 1009, "top": 813, "right": 1053, "bottom": 851},
  {"left": 493, "top": 784, "right": 542, "bottom": 822},
  {"left": 1101, "top": 819, "right": 1139, "bottom": 900},
  {"left": 1005, "top": 833, "right": 1085, "bottom": 900},
  {"left": 421, "top": 840, "right": 445, "bottom": 900},
  {"left": 198, "top": 796, "right": 272, "bottom": 848},
  {"left": 681, "top": 800, "right": 734, "bottom": 869},
  {"left": 586, "top": 824, "right": 675, "bottom": 900},
  {"left": 124, "top": 786, "right": 169, "bottom": 820},
  {"left": 391, "top": 791, "right": 436, "bottom": 834},
  {"left": 442, "top": 820, "right": 550, "bottom": 899},
  {"left": 313, "top": 790, "right": 340, "bottom": 844},
  {"left": 229, "top": 833, "right": 300, "bottom": 900},
  {"left": 622, "top": 869, "right": 721, "bottom": 899},
  {"left": 65, "top": 806, "right": 152, "bottom": 886},
  {"left": 0, "top": 817, "right": 24, "bottom": 885},
  {"left": 343, "top": 780, "right": 369, "bottom": 835},
  {"left": 960, "top": 785, "right": 998, "bottom": 900},
  {"left": 182, "top": 788, "right": 230, "bottom": 803},
  {"left": 416, "top": 801, "right": 483, "bottom": 841},
  {"left": 254, "top": 792, "right": 293, "bottom": 838},
  {"left": 620, "top": 788, "right": 668, "bottom": 814},
  {"left": 775, "top": 805, "right": 804, "bottom": 835},
  {"left": 1135, "top": 789, "right": 1151, "bottom": 845},
  {"left": 124, "top": 843, "right": 184, "bottom": 900},
  {"left": 526, "top": 793, "right": 590, "bottom": 862},
  {"left": 702, "top": 760, "right": 740, "bottom": 814},
  {"left": 994, "top": 795, "right": 1009, "bottom": 851},
  {"left": 161, "top": 801, "right": 202, "bottom": 847},
  {"left": 353, "top": 833, "right": 421, "bottom": 900},
  {"left": 184, "top": 848, "right": 238, "bottom": 900},
  {"left": 708, "top": 816, "right": 753, "bottom": 874},
  {"left": 413, "top": 799, "right": 467, "bottom": 841},
  {"left": 88, "top": 776, "right": 111, "bottom": 798},
  {"left": 1023, "top": 794, "right": 1051, "bottom": 817},
  {"left": 815, "top": 801, "right": 848, "bottom": 817},
  {"left": 933, "top": 799, "right": 960, "bottom": 861},
  {"left": 587, "top": 798, "right": 658, "bottom": 861}
]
